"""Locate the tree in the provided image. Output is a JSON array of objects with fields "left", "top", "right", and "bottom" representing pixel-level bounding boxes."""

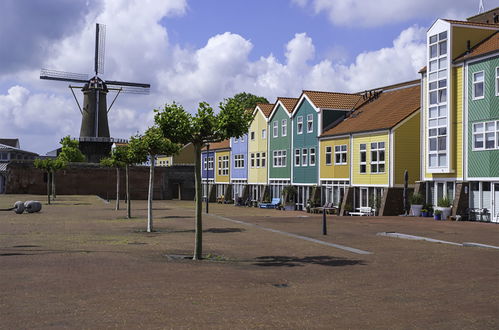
[
  {"left": 230, "top": 92, "right": 269, "bottom": 110},
  {"left": 129, "top": 126, "right": 181, "bottom": 232},
  {"left": 58, "top": 136, "right": 85, "bottom": 163},
  {"left": 100, "top": 154, "right": 125, "bottom": 211},
  {"left": 155, "top": 99, "right": 253, "bottom": 260},
  {"left": 34, "top": 158, "right": 67, "bottom": 204}
]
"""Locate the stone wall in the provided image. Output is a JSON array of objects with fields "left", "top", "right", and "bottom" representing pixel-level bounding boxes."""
[{"left": 5, "top": 161, "right": 195, "bottom": 200}]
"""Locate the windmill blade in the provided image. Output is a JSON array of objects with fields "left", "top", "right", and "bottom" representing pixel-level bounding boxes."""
[
  {"left": 95, "top": 23, "right": 106, "bottom": 75},
  {"left": 105, "top": 80, "right": 150, "bottom": 89},
  {"left": 40, "top": 69, "right": 89, "bottom": 84}
]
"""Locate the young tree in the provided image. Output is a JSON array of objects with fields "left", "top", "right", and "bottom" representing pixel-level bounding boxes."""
[
  {"left": 100, "top": 154, "right": 125, "bottom": 211},
  {"left": 58, "top": 136, "right": 86, "bottom": 163},
  {"left": 155, "top": 100, "right": 253, "bottom": 260},
  {"left": 129, "top": 127, "right": 181, "bottom": 232},
  {"left": 50, "top": 158, "right": 66, "bottom": 199},
  {"left": 114, "top": 145, "right": 140, "bottom": 219},
  {"left": 34, "top": 158, "right": 66, "bottom": 204}
]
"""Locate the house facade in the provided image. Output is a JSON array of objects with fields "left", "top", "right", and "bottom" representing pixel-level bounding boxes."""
[{"left": 230, "top": 134, "right": 248, "bottom": 201}]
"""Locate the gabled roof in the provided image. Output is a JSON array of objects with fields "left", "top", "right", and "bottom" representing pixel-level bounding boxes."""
[
  {"left": 202, "top": 139, "right": 230, "bottom": 151},
  {"left": 255, "top": 103, "right": 274, "bottom": 118},
  {"left": 301, "top": 90, "right": 363, "bottom": 111},
  {"left": 443, "top": 19, "right": 499, "bottom": 28},
  {"left": 321, "top": 83, "right": 420, "bottom": 137},
  {"left": 268, "top": 97, "right": 299, "bottom": 119},
  {"left": 454, "top": 31, "right": 499, "bottom": 62}
]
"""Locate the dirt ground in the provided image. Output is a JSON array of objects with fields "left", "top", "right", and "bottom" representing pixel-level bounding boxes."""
[{"left": 0, "top": 195, "right": 498, "bottom": 329}]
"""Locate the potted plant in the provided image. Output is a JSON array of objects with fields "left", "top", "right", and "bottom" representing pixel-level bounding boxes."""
[
  {"left": 344, "top": 203, "right": 353, "bottom": 216},
  {"left": 436, "top": 197, "right": 452, "bottom": 220},
  {"left": 409, "top": 192, "right": 424, "bottom": 216},
  {"left": 281, "top": 185, "right": 297, "bottom": 211},
  {"left": 421, "top": 208, "right": 428, "bottom": 217},
  {"left": 434, "top": 209, "right": 442, "bottom": 220},
  {"left": 423, "top": 203, "right": 434, "bottom": 217}
]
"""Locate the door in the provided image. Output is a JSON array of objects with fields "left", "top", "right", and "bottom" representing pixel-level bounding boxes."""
[
  {"left": 360, "top": 188, "right": 368, "bottom": 207},
  {"left": 296, "top": 186, "right": 304, "bottom": 210},
  {"left": 493, "top": 183, "right": 499, "bottom": 223}
]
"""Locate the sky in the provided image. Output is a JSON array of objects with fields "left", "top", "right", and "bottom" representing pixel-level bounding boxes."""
[{"left": 0, "top": 0, "right": 488, "bottom": 154}]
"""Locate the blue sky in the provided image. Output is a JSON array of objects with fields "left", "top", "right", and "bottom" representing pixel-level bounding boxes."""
[{"left": 0, "top": 0, "right": 487, "bottom": 153}]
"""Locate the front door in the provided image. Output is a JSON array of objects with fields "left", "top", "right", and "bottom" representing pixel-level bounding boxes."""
[{"left": 493, "top": 183, "right": 499, "bottom": 223}]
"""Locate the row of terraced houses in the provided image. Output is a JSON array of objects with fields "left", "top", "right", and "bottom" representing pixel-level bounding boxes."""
[{"left": 201, "top": 9, "right": 499, "bottom": 221}]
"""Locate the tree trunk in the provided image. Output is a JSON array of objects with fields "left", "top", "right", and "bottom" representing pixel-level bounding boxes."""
[
  {"left": 126, "top": 164, "right": 131, "bottom": 219},
  {"left": 147, "top": 156, "right": 155, "bottom": 232},
  {"left": 115, "top": 167, "right": 120, "bottom": 210},
  {"left": 193, "top": 144, "right": 203, "bottom": 260},
  {"left": 47, "top": 171, "right": 51, "bottom": 205},
  {"left": 51, "top": 170, "right": 56, "bottom": 199}
]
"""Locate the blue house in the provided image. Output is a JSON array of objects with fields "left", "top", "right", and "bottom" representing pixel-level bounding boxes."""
[{"left": 230, "top": 134, "right": 248, "bottom": 201}]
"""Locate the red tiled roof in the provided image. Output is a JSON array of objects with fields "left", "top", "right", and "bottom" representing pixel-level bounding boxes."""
[
  {"left": 321, "top": 84, "right": 420, "bottom": 137},
  {"left": 202, "top": 139, "right": 230, "bottom": 151},
  {"left": 454, "top": 31, "right": 499, "bottom": 62},
  {"left": 277, "top": 97, "right": 299, "bottom": 113},
  {"left": 256, "top": 103, "right": 274, "bottom": 117},
  {"left": 302, "top": 91, "right": 363, "bottom": 110}
]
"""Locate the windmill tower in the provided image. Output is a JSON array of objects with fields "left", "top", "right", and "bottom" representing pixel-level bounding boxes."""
[{"left": 40, "top": 24, "right": 150, "bottom": 162}]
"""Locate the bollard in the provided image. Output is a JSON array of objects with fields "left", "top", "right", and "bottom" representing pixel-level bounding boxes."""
[
  {"left": 322, "top": 209, "right": 327, "bottom": 235},
  {"left": 14, "top": 201, "right": 25, "bottom": 214}
]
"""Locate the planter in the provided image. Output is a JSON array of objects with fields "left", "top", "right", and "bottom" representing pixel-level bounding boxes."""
[
  {"left": 421, "top": 211, "right": 428, "bottom": 217},
  {"left": 434, "top": 214, "right": 441, "bottom": 220},
  {"left": 435, "top": 206, "right": 452, "bottom": 220},
  {"left": 284, "top": 205, "right": 295, "bottom": 211},
  {"left": 410, "top": 204, "right": 423, "bottom": 217}
]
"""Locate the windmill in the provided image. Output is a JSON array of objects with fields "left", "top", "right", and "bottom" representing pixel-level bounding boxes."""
[{"left": 40, "top": 23, "right": 150, "bottom": 162}]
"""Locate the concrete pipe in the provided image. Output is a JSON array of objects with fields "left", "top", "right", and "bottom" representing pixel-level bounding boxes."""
[
  {"left": 14, "top": 201, "right": 25, "bottom": 214},
  {"left": 24, "top": 200, "right": 42, "bottom": 213}
]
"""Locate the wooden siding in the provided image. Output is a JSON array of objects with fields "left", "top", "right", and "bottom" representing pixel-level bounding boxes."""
[
  {"left": 292, "top": 98, "right": 318, "bottom": 184},
  {"left": 394, "top": 112, "right": 421, "bottom": 185},
  {"left": 268, "top": 104, "right": 291, "bottom": 180},
  {"left": 215, "top": 150, "right": 230, "bottom": 183},
  {"left": 319, "top": 137, "right": 350, "bottom": 180},
  {"left": 352, "top": 132, "right": 389, "bottom": 186},
  {"left": 248, "top": 110, "right": 268, "bottom": 184}
]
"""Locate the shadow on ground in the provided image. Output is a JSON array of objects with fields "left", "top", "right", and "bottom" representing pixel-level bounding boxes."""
[
  {"left": 134, "top": 227, "right": 245, "bottom": 234},
  {"left": 253, "top": 255, "right": 366, "bottom": 268}
]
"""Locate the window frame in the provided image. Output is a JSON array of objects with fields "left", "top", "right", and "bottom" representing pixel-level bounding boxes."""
[
  {"left": 496, "top": 67, "right": 499, "bottom": 96},
  {"left": 273, "top": 121, "right": 278, "bottom": 138},
  {"left": 301, "top": 148, "right": 308, "bottom": 166},
  {"left": 295, "top": 149, "right": 300, "bottom": 166},
  {"left": 262, "top": 129, "right": 267, "bottom": 139},
  {"left": 334, "top": 144, "right": 347, "bottom": 165},
  {"left": 359, "top": 144, "right": 367, "bottom": 174},
  {"left": 473, "top": 70, "right": 485, "bottom": 100},
  {"left": 306, "top": 114, "right": 313, "bottom": 133},
  {"left": 281, "top": 119, "right": 287, "bottom": 136},
  {"left": 250, "top": 131, "right": 255, "bottom": 140},
  {"left": 325, "top": 146, "right": 332, "bottom": 165},
  {"left": 297, "top": 116, "right": 303, "bottom": 134},
  {"left": 250, "top": 153, "right": 255, "bottom": 168},
  {"left": 234, "top": 154, "right": 245, "bottom": 169},
  {"left": 309, "top": 147, "right": 316, "bottom": 166},
  {"left": 370, "top": 142, "right": 386, "bottom": 174},
  {"left": 473, "top": 120, "right": 499, "bottom": 151}
]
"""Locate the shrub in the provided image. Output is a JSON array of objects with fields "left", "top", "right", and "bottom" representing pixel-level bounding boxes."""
[
  {"left": 437, "top": 197, "right": 452, "bottom": 207},
  {"left": 409, "top": 192, "right": 424, "bottom": 205}
]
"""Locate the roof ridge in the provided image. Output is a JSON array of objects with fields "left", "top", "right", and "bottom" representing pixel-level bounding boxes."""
[
  {"left": 357, "top": 79, "right": 420, "bottom": 94},
  {"left": 443, "top": 18, "right": 499, "bottom": 28},
  {"left": 303, "top": 90, "right": 360, "bottom": 96}
]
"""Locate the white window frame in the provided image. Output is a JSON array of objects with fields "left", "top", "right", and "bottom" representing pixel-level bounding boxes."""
[
  {"left": 309, "top": 147, "right": 316, "bottom": 166},
  {"left": 261, "top": 152, "right": 266, "bottom": 168},
  {"left": 281, "top": 119, "right": 287, "bottom": 136},
  {"left": 295, "top": 149, "right": 300, "bottom": 166},
  {"left": 250, "top": 153, "right": 255, "bottom": 168},
  {"left": 359, "top": 144, "right": 367, "bottom": 174},
  {"left": 234, "top": 154, "right": 245, "bottom": 169},
  {"left": 273, "top": 150, "right": 287, "bottom": 168},
  {"left": 370, "top": 142, "right": 386, "bottom": 174},
  {"left": 273, "top": 121, "right": 278, "bottom": 138},
  {"left": 307, "top": 114, "right": 313, "bottom": 133},
  {"left": 473, "top": 71, "right": 485, "bottom": 100},
  {"left": 325, "top": 146, "right": 332, "bottom": 165},
  {"left": 262, "top": 129, "right": 267, "bottom": 139},
  {"left": 222, "top": 155, "right": 229, "bottom": 176},
  {"left": 241, "top": 135, "right": 245, "bottom": 142},
  {"left": 334, "top": 144, "right": 347, "bottom": 165},
  {"left": 250, "top": 131, "right": 255, "bottom": 140},
  {"left": 473, "top": 121, "right": 499, "bottom": 150},
  {"left": 256, "top": 152, "right": 261, "bottom": 168},
  {"left": 203, "top": 157, "right": 207, "bottom": 170},
  {"left": 297, "top": 116, "right": 303, "bottom": 134},
  {"left": 208, "top": 156, "right": 214, "bottom": 170},
  {"left": 301, "top": 148, "right": 308, "bottom": 166}
]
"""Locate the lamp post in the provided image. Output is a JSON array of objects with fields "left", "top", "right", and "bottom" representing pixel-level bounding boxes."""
[{"left": 205, "top": 144, "right": 210, "bottom": 214}]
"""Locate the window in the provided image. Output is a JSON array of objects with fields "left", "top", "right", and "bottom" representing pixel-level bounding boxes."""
[
  {"left": 309, "top": 148, "right": 316, "bottom": 166},
  {"left": 325, "top": 146, "right": 332, "bottom": 165},
  {"left": 256, "top": 152, "right": 261, "bottom": 167},
  {"left": 273, "top": 121, "right": 278, "bottom": 138},
  {"left": 261, "top": 152, "right": 266, "bottom": 168},
  {"left": 217, "top": 155, "right": 229, "bottom": 176},
  {"left": 262, "top": 129, "right": 267, "bottom": 139},
  {"left": 473, "top": 71, "right": 484, "bottom": 99},
  {"left": 307, "top": 114, "right": 313, "bottom": 133},
  {"left": 250, "top": 153, "right": 255, "bottom": 168},
  {"left": 208, "top": 157, "right": 214, "bottom": 170},
  {"left": 281, "top": 119, "right": 287, "bottom": 136},
  {"left": 250, "top": 131, "right": 255, "bottom": 140},
  {"left": 297, "top": 116, "right": 303, "bottom": 134},
  {"left": 334, "top": 145, "right": 347, "bottom": 165},
  {"left": 496, "top": 67, "right": 499, "bottom": 96},
  {"left": 203, "top": 157, "right": 207, "bottom": 170},
  {"left": 301, "top": 148, "right": 308, "bottom": 166},
  {"left": 234, "top": 154, "right": 245, "bottom": 168},
  {"left": 473, "top": 121, "right": 499, "bottom": 150},
  {"left": 370, "top": 142, "right": 385, "bottom": 173},
  {"left": 272, "top": 150, "right": 286, "bottom": 167},
  {"left": 295, "top": 149, "right": 300, "bottom": 166},
  {"left": 360, "top": 144, "right": 366, "bottom": 173},
  {"left": 428, "top": 30, "right": 448, "bottom": 169}
]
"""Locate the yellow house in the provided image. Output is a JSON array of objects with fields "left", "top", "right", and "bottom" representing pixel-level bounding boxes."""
[
  {"left": 157, "top": 143, "right": 195, "bottom": 167},
  {"left": 320, "top": 80, "right": 421, "bottom": 214},
  {"left": 247, "top": 103, "right": 274, "bottom": 201}
]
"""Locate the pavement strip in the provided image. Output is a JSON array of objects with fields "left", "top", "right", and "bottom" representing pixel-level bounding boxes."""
[
  {"left": 377, "top": 232, "right": 499, "bottom": 250},
  {"left": 206, "top": 213, "right": 372, "bottom": 255}
]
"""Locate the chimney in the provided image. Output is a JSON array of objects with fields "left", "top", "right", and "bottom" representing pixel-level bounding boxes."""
[{"left": 466, "top": 40, "right": 471, "bottom": 53}]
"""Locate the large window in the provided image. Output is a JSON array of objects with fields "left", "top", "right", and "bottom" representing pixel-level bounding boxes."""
[
  {"left": 309, "top": 147, "right": 316, "bottom": 166},
  {"left": 496, "top": 67, "right": 499, "bottom": 96},
  {"left": 250, "top": 153, "right": 255, "bottom": 168},
  {"left": 473, "top": 71, "right": 484, "bottom": 100},
  {"left": 234, "top": 154, "right": 245, "bottom": 168},
  {"left": 370, "top": 142, "right": 385, "bottom": 173},
  {"left": 207, "top": 156, "right": 214, "bottom": 170},
  {"left": 273, "top": 121, "right": 278, "bottom": 138},
  {"left": 359, "top": 144, "right": 366, "bottom": 174},
  {"left": 273, "top": 150, "right": 287, "bottom": 167},
  {"left": 297, "top": 116, "right": 303, "bottom": 134},
  {"left": 325, "top": 146, "right": 332, "bottom": 165},
  {"left": 281, "top": 119, "right": 287, "bottom": 136},
  {"left": 473, "top": 121, "right": 499, "bottom": 150},
  {"left": 218, "top": 155, "right": 229, "bottom": 176},
  {"left": 307, "top": 114, "right": 313, "bottom": 133},
  {"left": 256, "top": 152, "right": 261, "bottom": 167},
  {"left": 428, "top": 30, "right": 448, "bottom": 169},
  {"left": 295, "top": 149, "right": 300, "bottom": 166},
  {"left": 334, "top": 145, "right": 347, "bottom": 165},
  {"left": 301, "top": 148, "right": 308, "bottom": 166}
]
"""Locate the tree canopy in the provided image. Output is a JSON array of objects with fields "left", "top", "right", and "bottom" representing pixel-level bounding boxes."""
[
  {"left": 230, "top": 92, "right": 269, "bottom": 111},
  {"left": 58, "top": 136, "right": 85, "bottom": 162}
]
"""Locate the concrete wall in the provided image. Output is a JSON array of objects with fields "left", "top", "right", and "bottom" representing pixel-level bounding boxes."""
[{"left": 5, "top": 161, "right": 195, "bottom": 200}]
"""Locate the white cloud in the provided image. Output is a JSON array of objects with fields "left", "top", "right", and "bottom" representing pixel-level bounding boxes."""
[{"left": 293, "top": 0, "right": 479, "bottom": 27}]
